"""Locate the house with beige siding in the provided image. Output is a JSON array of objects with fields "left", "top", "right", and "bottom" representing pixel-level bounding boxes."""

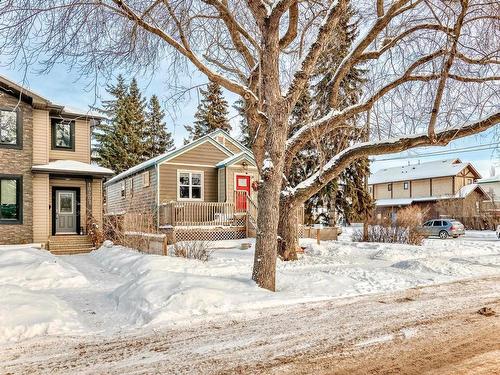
[
  {"left": 368, "top": 159, "right": 490, "bottom": 224},
  {"left": 0, "top": 75, "right": 113, "bottom": 252},
  {"left": 104, "top": 130, "right": 259, "bottom": 241}
]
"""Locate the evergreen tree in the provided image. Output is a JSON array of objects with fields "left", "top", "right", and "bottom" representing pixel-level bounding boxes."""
[
  {"left": 92, "top": 75, "right": 129, "bottom": 171},
  {"left": 143, "top": 95, "right": 174, "bottom": 157},
  {"left": 185, "top": 81, "right": 231, "bottom": 143},
  {"left": 283, "top": 7, "right": 372, "bottom": 225},
  {"left": 93, "top": 77, "right": 150, "bottom": 174},
  {"left": 234, "top": 99, "right": 252, "bottom": 148}
]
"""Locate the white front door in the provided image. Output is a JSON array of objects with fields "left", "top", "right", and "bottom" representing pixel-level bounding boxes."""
[{"left": 56, "top": 190, "right": 77, "bottom": 234}]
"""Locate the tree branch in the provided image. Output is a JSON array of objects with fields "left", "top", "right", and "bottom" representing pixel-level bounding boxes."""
[
  {"left": 111, "top": 0, "right": 257, "bottom": 101},
  {"left": 359, "top": 24, "right": 453, "bottom": 61},
  {"left": 284, "top": 0, "right": 347, "bottom": 109},
  {"left": 286, "top": 49, "right": 447, "bottom": 161},
  {"left": 279, "top": 1, "right": 298, "bottom": 49},
  {"left": 202, "top": 0, "right": 258, "bottom": 67},
  {"left": 427, "top": 0, "right": 468, "bottom": 140},
  {"left": 287, "top": 111, "right": 500, "bottom": 203},
  {"left": 328, "top": 0, "right": 416, "bottom": 108}
]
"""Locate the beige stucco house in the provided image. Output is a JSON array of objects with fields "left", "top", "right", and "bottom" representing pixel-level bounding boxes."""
[
  {"left": 0, "top": 75, "right": 113, "bottom": 251},
  {"left": 368, "top": 158, "right": 490, "bottom": 223},
  {"left": 104, "top": 130, "right": 259, "bottom": 241}
]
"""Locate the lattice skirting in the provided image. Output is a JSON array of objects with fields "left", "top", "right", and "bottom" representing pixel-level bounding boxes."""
[{"left": 173, "top": 226, "right": 247, "bottom": 242}]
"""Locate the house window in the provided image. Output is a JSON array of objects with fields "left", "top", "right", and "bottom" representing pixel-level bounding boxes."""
[
  {"left": 129, "top": 178, "right": 134, "bottom": 197},
  {"left": 51, "top": 118, "right": 75, "bottom": 150},
  {"left": 0, "top": 176, "right": 22, "bottom": 224},
  {"left": 0, "top": 108, "right": 21, "bottom": 148},
  {"left": 403, "top": 181, "right": 409, "bottom": 190},
  {"left": 121, "top": 181, "right": 126, "bottom": 198},
  {"left": 368, "top": 186, "right": 373, "bottom": 194},
  {"left": 467, "top": 178, "right": 473, "bottom": 185},
  {"left": 178, "top": 171, "right": 203, "bottom": 200},
  {"left": 142, "top": 171, "right": 150, "bottom": 188},
  {"left": 388, "top": 183, "right": 392, "bottom": 191}
]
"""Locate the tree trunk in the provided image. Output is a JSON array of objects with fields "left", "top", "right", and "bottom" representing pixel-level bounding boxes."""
[
  {"left": 251, "top": 19, "right": 287, "bottom": 291},
  {"left": 252, "top": 170, "right": 282, "bottom": 291},
  {"left": 277, "top": 200, "right": 299, "bottom": 261}
]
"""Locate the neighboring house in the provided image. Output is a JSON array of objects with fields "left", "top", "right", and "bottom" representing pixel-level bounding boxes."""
[
  {"left": 104, "top": 130, "right": 259, "bottom": 241},
  {"left": 478, "top": 175, "right": 500, "bottom": 202},
  {"left": 368, "top": 159, "right": 491, "bottom": 223},
  {"left": 0, "top": 75, "right": 113, "bottom": 250},
  {"left": 478, "top": 175, "right": 500, "bottom": 217}
]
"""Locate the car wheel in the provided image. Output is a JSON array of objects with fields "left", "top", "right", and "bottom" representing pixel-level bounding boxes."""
[{"left": 439, "top": 230, "right": 449, "bottom": 239}]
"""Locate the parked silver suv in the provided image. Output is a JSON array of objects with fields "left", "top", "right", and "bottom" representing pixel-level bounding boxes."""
[{"left": 420, "top": 219, "right": 465, "bottom": 239}]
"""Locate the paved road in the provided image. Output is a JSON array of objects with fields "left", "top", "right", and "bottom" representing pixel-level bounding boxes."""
[{"left": 1, "top": 276, "right": 499, "bottom": 375}]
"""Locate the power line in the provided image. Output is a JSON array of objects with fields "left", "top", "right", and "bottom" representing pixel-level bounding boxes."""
[{"left": 371, "top": 142, "right": 499, "bottom": 162}]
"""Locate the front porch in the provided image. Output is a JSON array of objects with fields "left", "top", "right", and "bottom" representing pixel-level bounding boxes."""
[
  {"left": 158, "top": 191, "right": 257, "bottom": 241},
  {"left": 32, "top": 160, "right": 111, "bottom": 245}
]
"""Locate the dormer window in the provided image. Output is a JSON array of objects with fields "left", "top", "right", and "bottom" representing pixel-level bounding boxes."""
[
  {"left": 0, "top": 108, "right": 21, "bottom": 148},
  {"left": 51, "top": 118, "right": 75, "bottom": 151}
]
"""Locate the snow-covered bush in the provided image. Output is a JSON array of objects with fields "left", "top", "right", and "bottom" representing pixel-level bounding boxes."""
[{"left": 173, "top": 241, "right": 213, "bottom": 262}]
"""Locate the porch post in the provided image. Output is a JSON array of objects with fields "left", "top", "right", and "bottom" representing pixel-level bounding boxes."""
[{"left": 86, "top": 177, "right": 92, "bottom": 234}]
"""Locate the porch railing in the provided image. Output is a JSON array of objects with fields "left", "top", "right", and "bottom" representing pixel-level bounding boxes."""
[{"left": 160, "top": 203, "right": 241, "bottom": 228}]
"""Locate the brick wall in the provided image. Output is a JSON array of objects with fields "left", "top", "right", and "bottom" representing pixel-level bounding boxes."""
[{"left": 0, "top": 92, "right": 34, "bottom": 244}]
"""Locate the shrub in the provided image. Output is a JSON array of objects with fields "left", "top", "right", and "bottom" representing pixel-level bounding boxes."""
[
  {"left": 173, "top": 241, "right": 213, "bottom": 262},
  {"left": 353, "top": 206, "right": 426, "bottom": 245},
  {"left": 103, "top": 205, "right": 159, "bottom": 251}
]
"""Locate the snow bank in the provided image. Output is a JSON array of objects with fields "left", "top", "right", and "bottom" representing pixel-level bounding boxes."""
[
  {"left": 0, "top": 285, "right": 83, "bottom": 343},
  {"left": 92, "top": 235, "right": 500, "bottom": 327},
  {"left": 0, "top": 247, "right": 88, "bottom": 290}
]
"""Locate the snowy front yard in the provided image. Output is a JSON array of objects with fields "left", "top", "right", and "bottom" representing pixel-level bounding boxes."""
[{"left": 1, "top": 232, "right": 499, "bottom": 343}]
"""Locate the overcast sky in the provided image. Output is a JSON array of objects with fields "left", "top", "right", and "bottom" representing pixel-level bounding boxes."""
[{"left": 1, "top": 65, "right": 498, "bottom": 178}]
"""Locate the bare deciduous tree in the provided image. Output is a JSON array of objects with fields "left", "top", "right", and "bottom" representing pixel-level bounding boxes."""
[{"left": 1, "top": 0, "right": 498, "bottom": 290}]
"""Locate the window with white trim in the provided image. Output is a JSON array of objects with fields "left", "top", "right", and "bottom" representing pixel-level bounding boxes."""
[
  {"left": 178, "top": 171, "right": 203, "bottom": 200},
  {"left": 142, "top": 171, "right": 150, "bottom": 188}
]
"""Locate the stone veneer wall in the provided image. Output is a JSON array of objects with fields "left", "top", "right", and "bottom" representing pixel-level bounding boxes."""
[{"left": 0, "top": 91, "right": 33, "bottom": 244}]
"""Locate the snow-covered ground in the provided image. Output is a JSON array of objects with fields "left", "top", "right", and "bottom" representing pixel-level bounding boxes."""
[{"left": 0, "top": 230, "right": 499, "bottom": 343}]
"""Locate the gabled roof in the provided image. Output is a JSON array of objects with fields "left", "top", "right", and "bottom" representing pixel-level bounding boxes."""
[
  {"left": 369, "top": 158, "right": 482, "bottom": 185},
  {"left": 0, "top": 74, "right": 104, "bottom": 119},
  {"left": 216, "top": 151, "right": 256, "bottom": 168},
  {"left": 105, "top": 132, "right": 244, "bottom": 185},
  {"left": 32, "top": 160, "right": 113, "bottom": 177},
  {"left": 209, "top": 129, "right": 253, "bottom": 154},
  {"left": 455, "top": 183, "right": 489, "bottom": 199}
]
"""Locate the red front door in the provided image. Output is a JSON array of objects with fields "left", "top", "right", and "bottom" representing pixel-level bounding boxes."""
[{"left": 235, "top": 175, "right": 251, "bottom": 211}]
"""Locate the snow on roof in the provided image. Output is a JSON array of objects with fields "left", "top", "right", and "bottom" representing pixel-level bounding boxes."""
[
  {"left": 368, "top": 159, "right": 479, "bottom": 184},
  {"left": 58, "top": 105, "right": 104, "bottom": 119},
  {"left": 478, "top": 175, "right": 500, "bottom": 183},
  {"left": 375, "top": 198, "right": 414, "bottom": 207},
  {"left": 375, "top": 183, "right": 488, "bottom": 207},
  {"left": 215, "top": 152, "right": 256, "bottom": 168},
  {"left": 32, "top": 160, "right": 113, "bottom": 176},
  {"left": 454, "top": 183, "right": 488, "bottom": 198},
  {"left": 105, "top": 131, "right": 243, "bottom": 185}
]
